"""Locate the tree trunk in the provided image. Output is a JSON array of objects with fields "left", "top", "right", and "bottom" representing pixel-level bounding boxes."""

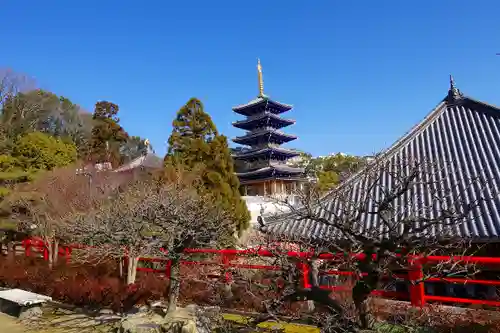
[
  {"left": 306, "top": 259, "right": 320, "bottom": 313},
  {"left": 167, "top": 258, "right": 181, "bottom": 313},
  {"left": 354, "top": 297, "right": 370, "bottom": 329},
  {"left": 47, "top": 243, "right": 53, "bottom": 269},
  {"left": 119, "top": 257, "right": 124, "bottom": 280},
  {"left": 52, "top": 239, "right": 59, "bottom": 267},
  {"left": 131, "top": 257, "right": 138, "bottom": 284},
  {"left": 7, "top": 242, "right": 15, "bottom": 261},
  {"left": 352, "top": 277, "right": 377, "bottom": 329},
  {"left": 310, "top": 259, "right": 320, "bottom": 287},
  {"left": 126, "top": 256, "right": 139, "bottom": 285}
]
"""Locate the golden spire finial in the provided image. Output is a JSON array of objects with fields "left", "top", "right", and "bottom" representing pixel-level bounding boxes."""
[{"left": 257, "top": 58, "right": 264, "bottom": 97}]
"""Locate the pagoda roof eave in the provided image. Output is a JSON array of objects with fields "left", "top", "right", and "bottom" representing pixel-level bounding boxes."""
[
  {"left": 239, "top": 177, "right": 307, "bottom": 185},
  {"left": 232, "top": 147, "right": 300, "bottom": 159},
  {"left": 232, "top": 112, "right": 296, "bottom": 129},
  {"left": 233, "top": 138, "right": 297, "bottom": 146},
  {"left": 232, "top": 129, "right": 297, "bottom": 144},
  {"left": 233, "top": 122, "right": 294, "bottom": 131},
  {"left": 232, "top": 96, "right": 293, "bottom": 113},
  {"left": 236, "top": 165, "right": 304, "bottom": 178}
]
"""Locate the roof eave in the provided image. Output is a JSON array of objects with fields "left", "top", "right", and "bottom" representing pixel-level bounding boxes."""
[
  {"left": 232, "top": 97, "right": 293, "bottom": 112},
  {"left": 232, "top": 117, "right": 296, "bottom": 128},
  {"left": 232, "top": 147, "right": 301, "bottom": 159},
  {"left": 232, "top": 132, "right": 298, "bottom": 141},
  {"left": 237, "top": 165, "right": 304, "bottom": 177},
  {"left": 233, "top": 152, "right": 300, "bottom": 160},
  {"left": 232, "top": 97, "right": 266, "bottom": 111},
  {"left": 462, "top": 95, "right": 500, "bottom": 113}
]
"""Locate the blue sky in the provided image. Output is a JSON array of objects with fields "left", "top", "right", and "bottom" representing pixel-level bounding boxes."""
[{"left": 2, "top": 1, "right": 500, "bottom": 157}]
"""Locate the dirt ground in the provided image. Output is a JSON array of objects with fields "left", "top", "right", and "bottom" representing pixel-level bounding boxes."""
[
  {"left": 0, "top": 313, "right": 28, "bottom": 333},
  {"left": 0, "top": 311, "right": 105, "bottom": 333},
  {"left": 0, "top": 304, "right": 321, "bottom": 333}
]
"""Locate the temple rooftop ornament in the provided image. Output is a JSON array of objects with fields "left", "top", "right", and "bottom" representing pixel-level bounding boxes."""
[
  {"left": 257, "top": 58, "right": 265, "bottom": 97},
  {"left": 447, "top": 74, "right": 464, "bottom": 103}
]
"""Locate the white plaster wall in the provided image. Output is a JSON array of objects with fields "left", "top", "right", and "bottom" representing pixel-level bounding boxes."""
[{"left": 242, "top": 195, "right": 292, "bottom": 225}]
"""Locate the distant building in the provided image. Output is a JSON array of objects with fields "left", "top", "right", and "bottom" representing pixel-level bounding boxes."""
[
  {"left": 231, "top": 60, "right": 306, "bottom": 196},
  {"left": 76, "top": 141, "right": 162, "bottom": 177}
]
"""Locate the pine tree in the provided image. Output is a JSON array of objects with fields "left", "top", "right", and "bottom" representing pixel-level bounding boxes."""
[
  {"left": 165, "top": 98, "right": 250, "bottom": 235},
  {"left": 88, "top": 101, "right": 128, "bottom": 166}
]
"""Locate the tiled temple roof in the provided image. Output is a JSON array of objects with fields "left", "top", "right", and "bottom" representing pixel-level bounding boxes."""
[
  {"left": 237, "top": 164, "right": 305, "bottom": 184},
  {"left": 232, "top": 146, "right": 300, "bottom": 160},
  {"left": 261, "top": 78, "right": 500, "bottom": 242},
  {"left": 236, "top": 164, "right": 305, "bottom": 177},
  {"left": 232, "top": 112, "right": 295, "bottom": 130}
]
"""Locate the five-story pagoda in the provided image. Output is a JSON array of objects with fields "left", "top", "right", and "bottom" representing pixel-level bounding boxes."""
[{"left": 232, "top": 60, "right": 304, "bottom": 196}]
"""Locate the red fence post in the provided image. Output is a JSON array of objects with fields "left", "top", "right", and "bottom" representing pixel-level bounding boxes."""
[
  {"left": 165, "top": 260, "right": 172, "bottom": 278},
  {"left": 408, "top": 258, "right": 426, "bottom": 307},
  {"left": 43, "top": 244, "right": 49, "bottom": 261},
  {"left": 222, "top": 253, "right": 233, "bottom": 283},
  {"left": 298, "top": 262, "right": 311, "bottom": 288},
  {"left": 65, "top": 247, "right": 71, "bottom": 264},
  {"left": 23, "top": 239, "right": 31, "bottom": 257}
]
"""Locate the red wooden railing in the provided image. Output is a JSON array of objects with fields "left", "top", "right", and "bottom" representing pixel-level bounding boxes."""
[{"left": 13, "top": 238, "right": 500, "bottom": 308}]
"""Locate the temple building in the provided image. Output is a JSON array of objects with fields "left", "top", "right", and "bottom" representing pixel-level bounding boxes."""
[
  {"left": 232, "top": 60, "right": 305, "bottom": 196},
  {"left": 261, "top": 76, "right": 500, "bottom": 243}
]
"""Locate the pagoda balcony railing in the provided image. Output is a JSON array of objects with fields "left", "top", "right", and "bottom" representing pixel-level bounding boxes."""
[
  {"left": 242, "top": 128, "right": 289, "bottom": 137},
  {"left": 236, "top": 144, "right": 293, "bottom": 153},
  {"left": 245, "top": 160, "right": 270, "bottom": 170},
  {"left": 239, "top": 111, "right": 269, "bottom": 122},
  {"left": 244, "top": 159, "right": 292, "bottom": 170}
]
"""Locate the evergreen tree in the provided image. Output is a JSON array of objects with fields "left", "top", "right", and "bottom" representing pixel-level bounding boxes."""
[
  {"left": 0, "top": 131, "right": 77, "bottom": 187},
  {"left": 88, "top": 101, "right": 128, "bottom": 166},
  {"left": 165, "top": 98, "right": 250, "bottom": 235}
]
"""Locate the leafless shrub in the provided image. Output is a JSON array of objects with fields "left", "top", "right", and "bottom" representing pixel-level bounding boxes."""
[
  {"left": 0, "top": 68, "right": 35, "bottom": 107},
  {"left": 372, "top": 300, "right": 500, "bottom": 332},
  {"left": 0, "top": 68, "right": 38, "bottom": 139},
  {"left": 60, "top": 169, "right": 234, "bottom": 313},
  {"left": 1, "top": 164, "right": 131, "bottom": 266}
]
